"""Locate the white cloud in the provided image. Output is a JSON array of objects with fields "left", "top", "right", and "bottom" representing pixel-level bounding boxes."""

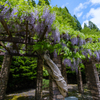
[
  {"left": 77, "top": 12, "right": 83, "bottom": 18},
  {"left": 86, "top": 8, "right": 94, "bottom": 18},
  {"left": 90, "top": 0, "right": 100, "bottom": 4},
  {"left": 74, "top": 3, "right": 85, "bottom": 13},
  {"left": 74, "top": 1, "right": 90, "bottom": 14},
  {"left": 61, "top": 3, "right": 69, "bottom": 8},
  {"left": 74, "top": 0, "right": 100, "bottom": 29},
  {"left": 82, "top": 20, "right": 89, "bottom": 28},
  {"left": 86, "top": 7, "right": 100, "bottom": 29},
  {"left": 74, "top": 1, "right": 90, "bottom": 18}
]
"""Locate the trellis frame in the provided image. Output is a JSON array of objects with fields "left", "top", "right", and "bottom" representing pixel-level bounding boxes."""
[
  {"left": 0, "top": 13, "right": 100, "bottom": 100},
  {"left": 0, "top": 15, "right": 67, "bottom": 100},
  {"left": 0, "top": 15, "right": 48, "bottom": 57}
]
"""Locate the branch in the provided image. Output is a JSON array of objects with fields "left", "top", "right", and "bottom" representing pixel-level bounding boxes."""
[
  {"left": 0, "top": 36, "right": 35, "bottom": 45},
  {"left": 0, "top": 41, "right": 10, "bottom": 53},
  {"left": 39, "top": 26, "right": 48, "bottom": 41},
  {"left": 26, "top": 21, "right": 28, "bottom": 53},
  {"left": 0, "top": 52, "right": 37, "bottom": 57},
  {"left": 0, "top": 16, "right": 11, "bottom": 36},
  {"left": 43, "top": 53, "right": 68, "bottom": 97}
]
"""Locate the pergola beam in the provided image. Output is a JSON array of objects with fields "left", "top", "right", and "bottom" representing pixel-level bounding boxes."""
[
  {"left": 0, "top": 52, "right": 37, "bottom": 57},
  {"left": 0, "top": 41, "right": 10, "bottom": 53},
  {"left": 0, "top": 16, "right": 11, "bottom": 36},
  {"left": 0, "top": 36, "right": 35, "bottom": 45}
]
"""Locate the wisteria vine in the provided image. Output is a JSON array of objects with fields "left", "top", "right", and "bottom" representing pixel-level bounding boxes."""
[{"left": 0, "top": 1, "right": 100, "bottom": 73}]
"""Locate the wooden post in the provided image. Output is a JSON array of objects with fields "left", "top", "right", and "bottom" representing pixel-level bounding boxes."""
[
  {"left": 0, "top": 54, "right": 12, "bottom": 100},
  {"left": 35, "top": 56, "right": 43, "bottom": 100},
  {"left": 49, "top": 55, "right": 66, "bottom": 100},
  {"left": 83, "top": 59, "right": 100, "bottom": 100},
  {"left": 61, "top": 59, "right": 67, "bottom": 84},
  {"left": 76, "top": 66, "right": 84, "bottom": 93}
]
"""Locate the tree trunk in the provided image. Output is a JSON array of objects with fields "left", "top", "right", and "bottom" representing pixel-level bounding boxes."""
[
  {"left": 35, "top": 56, "right": 43, "bottom": 100},
  {"left": 76, "top": 66, "right": 83, "bottom": 93},
  {"left": 83, "top": 59, "right": 100, "bottom": 100},
  {"left": 0, "top": 54, "right": 12, "bottom": 100},
  {"left": 43, "top": 54, "right": 68, "bottom": 100}
]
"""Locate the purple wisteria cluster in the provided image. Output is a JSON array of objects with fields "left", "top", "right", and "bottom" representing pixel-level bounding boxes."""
[
  {"left": 62, "top": 44, "right": 100, "bottom": 73},
  {"left": 61, "top": 32, "right": 70, "bottom": 41},
  {"left": 52, "top": 28, "right": 60, "bottom": 43},
  {"left": 94, "top": 51, "right": 100, "bottom": 61},
  {"left": 0, "top": 2, "right": 57, "bottom": 41},
  {"left": 82, "top": 49, "right": 100, "bottom": 62},
  {"left": 1, "top": 1, "right": 100, "bottom": 67},
  {"left": 70, "top": 37, "right": 86, "bottom": 46},
  {"left": 61, "top": 32, "right": 86, "bottom": 47},
  {"left": 63, "top": 58, "right": 81, "bottom": 73}
]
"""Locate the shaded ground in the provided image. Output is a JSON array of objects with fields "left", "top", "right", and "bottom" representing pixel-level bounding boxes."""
[
  {"left": 5, "top": 84, "right": 93, "bottom": 100},
  {"left": 67, "top": 84, "right": 93, "bottom": 100}
]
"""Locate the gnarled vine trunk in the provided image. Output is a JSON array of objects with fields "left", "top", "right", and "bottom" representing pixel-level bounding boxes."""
[
  {"left": 43, "top": 54, "right": 68, "bottom": 100},
  {"left": 0, "top": 54, "right": 12, "bottom": 100}
]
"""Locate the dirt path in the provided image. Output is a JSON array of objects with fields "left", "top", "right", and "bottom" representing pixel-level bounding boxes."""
[{"left": 5, "top": 84, "right": 93, "bottom": 100}]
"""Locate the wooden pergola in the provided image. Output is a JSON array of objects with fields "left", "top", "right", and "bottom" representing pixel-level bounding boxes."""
[
  {"left": 0, "top": 15, "right": 67, "bottom": 100},
  {"left": 0, "top": 15, "right": 49, "bottom": 56},
  {"left": 0, "top": 14, "right": 100, "bottom": 100}
]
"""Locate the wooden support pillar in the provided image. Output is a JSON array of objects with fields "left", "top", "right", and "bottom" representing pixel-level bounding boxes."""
[
  {"left": 83, "top": 59, "right": 100, "bottom": 100},
  {"left": 76, "top": 66, "right": 83, "bottom": 93},
  {"left": 49, "top": 55, "right": 66, "bottom": 100},
  {"left": 0, "top": 54, "right": 12, "bottom": 100},
  {"left": 61, "top": 59, "right": 67, "bottom": 84},
  {"left": 35, "top": 56, "right": 43, "bottom": 100},
  {"left": 84, "top": 62, "right": 90, "bottom": 88}
]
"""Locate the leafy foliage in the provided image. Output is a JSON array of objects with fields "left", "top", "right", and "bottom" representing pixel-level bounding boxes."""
[
  {"left": 7, "top": 56, "right": 37, "bottom": 93},
  {"left": 38, "top": 0, "right": 50, "bottom": 5},
  {"left": 73, "top": 15, "right": 82, "bottom": 31},
  {"left": 28, "top": 0, "right": 36, "bottom": 7},
  {"left": 0, "top": 0, "right": 100, "bottom": 80}
]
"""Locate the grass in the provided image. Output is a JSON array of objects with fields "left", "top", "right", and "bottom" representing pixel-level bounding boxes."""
[
  {"left": 42, "top": 79, "right": 49, "bottom": 90},
  {"left": 5, "top": 95, "right": 35, "bottom": 100}
]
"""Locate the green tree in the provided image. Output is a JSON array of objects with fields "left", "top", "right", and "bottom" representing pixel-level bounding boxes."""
[
  {"left": 73, "top": 15, "right": 82, "bottom": 31},
  {"left": 88, "top": 21, "right": 99, "bottom": 31},
  {"left": 28, "top": 0, "right": 36, "bottom": 7},
  {"left": 81, "top": 26, "right": 91, "bottom": 34},
  {"left": 38, "top": 0, "right": 50, "bottom": 5},
  {"left": 81, "top": 21, "right": 100, "bottom": 35},
  {"left": 55, "top": 7, "right": 78, "bottom": 30},
  {"left": 65, "top": 7, "right": 70, "bottom": 14},
  {"left": 84, "top": 23, "right": 88, "bottom": 28}
]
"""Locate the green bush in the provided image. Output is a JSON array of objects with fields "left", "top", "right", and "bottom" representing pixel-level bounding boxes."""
[
  {"left": 6, "top": 56, "right": 37, "bottom": 93},
  {"left": 42, "top": 79, "right": 49, "bottom": 90}
]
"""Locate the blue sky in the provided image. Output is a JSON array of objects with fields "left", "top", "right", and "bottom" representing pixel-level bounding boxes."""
[{"left": 35, "top": 0, "right": 100, "bottom": 29}]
